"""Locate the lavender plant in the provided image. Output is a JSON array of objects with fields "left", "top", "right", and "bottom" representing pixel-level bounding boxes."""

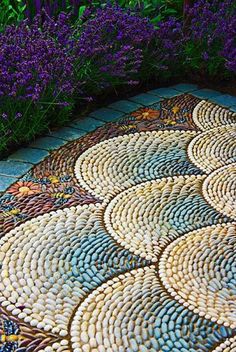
[
  {"left": 0, "top": 13, "right": 83, "bottom": 152},
  {"left": 153, "top": 17, "right": 184, "bottom": 75},
  {"left": 0, "top": 1, "right": 235, "bottom": 155},
  {"left": 0, "top": 4, "right": 158, "bottom": 154},
  {"left": 184, "top": 0, "right": 236, "bottom": 76},
  {"left": 23, "top": 0, "right": 82, "bottom": 19},
  {"left": 76, "top": 4, "right": 156, "bottom": 89}
]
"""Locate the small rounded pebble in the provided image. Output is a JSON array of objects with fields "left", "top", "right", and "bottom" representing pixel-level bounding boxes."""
[{"left": 212, "top": 336, "right": 236, "bottom": 351}]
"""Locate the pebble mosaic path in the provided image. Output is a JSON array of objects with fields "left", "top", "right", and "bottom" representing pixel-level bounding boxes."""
[{"left": 0, "top": 84, "right": 235, "bottom": 352}]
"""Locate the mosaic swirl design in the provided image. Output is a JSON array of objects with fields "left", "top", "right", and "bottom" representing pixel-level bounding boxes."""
[
  {"left": 75, "top": 130, "right": 201, "bottom": 200},
  {"left": 0, "top": 203, "right": 146, "bottom": 349},
  {"left": 71, "top": 267, "right": 233, "bottom": 352},
  {"left": 159, "top": 223, "right": 236, "bottom": 329},
  {"left": 104, "top": 175, "right": 229, "bottom": 262},
  {"left": 0, "top": 94, "right": 235, "bottom": 351},
  {"left": 187, "top": 124, "right": 236, "bottom": 173},
  {"left": 193, "top": 100, "right": 236, "bottom": 131},
  {"left": 202, "top": 163, "right": 236, "bottom": 220}
]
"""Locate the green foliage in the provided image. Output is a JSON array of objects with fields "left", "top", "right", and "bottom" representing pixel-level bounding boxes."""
[
  {"left": 80, "top": 0, "right": 184, "bottom": 25},
  {"left": 0, "top": 98, "right": 74, "bottom": 154},
  {"left": 184, "top": 40, "right": 226, "bottom": 77},
  {"left": 0, "top": 0, "right": 234, "bottom": 156},
  {"left": 113, "top": 0, "right": 183, "bottom": 22},
  {"left": 0, "top": 0, "right": 184, "bottom": 32},
  {"left": 0, "top": 0, "right": 26, "bottom": 31}
]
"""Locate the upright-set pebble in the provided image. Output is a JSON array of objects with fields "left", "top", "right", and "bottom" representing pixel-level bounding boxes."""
[
  {"left": 0, "top": 95, "right": 235, "bottom": 351},
  {"left": 104, "top": 175, "right": 229, "bottom": 262},
  {"left": 192, "top": 100, "right": 236, "bottom": 131},
  {"left": 75, "top": 130, "right": 201, "bottom": 200},
  {"left": 159, "top": 223, "right": 236, "bottom": 329},
  {"left": 202, "top": 163, "right": 236, "bottom": 220},
  {"left": 212, "top": 336, "right": 236, "bottom": 352},
  {"left": 70, "top": 267, "right": 233, "bottom": 352},
  {"left": 187, "top": 124, "right": 236, "bottom": 173}
]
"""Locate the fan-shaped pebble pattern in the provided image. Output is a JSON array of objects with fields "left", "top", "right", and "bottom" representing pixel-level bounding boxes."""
[
  {"left": 104, "top": 175, "right": 229, "bottom": 262},
  {"left": 202, "top": 163, "right": 236, "bottom": 220},
  {"left": 39, "top": 341, "right": 70, "bottom": 352},
  {"left": 70, "top": 267, "right": 233, "bottom": 352},
  {"left": 159, "top": 223, "right": 236, "bottom": 329},
  {"left": 213, "top": 336, "right": 236, "bottom": 352},
  {"left": 75, "top": 130, "right": 202, "bottom": 200},
  {"left": 187, "top": 125, "right": 236, "bottom": 173},
  {"left": 193, "top": 101, "right": 236, "bottom": 131},
  {"left": 0, "top": 204, "right": 147, "bottom": 338}
]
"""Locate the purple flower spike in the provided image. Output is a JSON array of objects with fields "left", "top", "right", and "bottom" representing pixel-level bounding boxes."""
[
  {"left": 15, "top": 112, "right": 23, "bottom": 119},
  {"left": 34, "top": 0, "right": 41, "bottom": 15},
  {"left": 1, "top": 113, "right": 8, "bottom": 120},
  {"left": 77, "top": 4, "right": 156, "bottom": 85},
  {"left": 0, "top": 13, "right": 81, "bottom": 104}
]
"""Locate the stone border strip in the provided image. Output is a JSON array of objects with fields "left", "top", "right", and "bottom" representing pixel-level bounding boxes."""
[{"left": 0, "top": 83, "right": 235, "bottom": 193}]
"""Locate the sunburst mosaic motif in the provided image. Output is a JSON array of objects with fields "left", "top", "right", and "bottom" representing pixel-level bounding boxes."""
[{"left": 0, "top": 93, "right": 236, "bottom": 352}]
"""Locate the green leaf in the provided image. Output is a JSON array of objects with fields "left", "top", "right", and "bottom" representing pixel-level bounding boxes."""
[
  {"left": 151, "top": 14, "right": 162, "bottom": 24},
  {"left": 78, "top": 5, "right": 86, "bottom": 18}
]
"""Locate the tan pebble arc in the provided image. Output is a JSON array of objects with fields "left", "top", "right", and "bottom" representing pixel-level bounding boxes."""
[
  {"left": 193, "top": 101, "right": 236, "bottom": 131},
  {"left": 70, "top": 266, "right": 159, "bottom": 352},
  {"left": 104, "top": 175, "right": 208, "bottom": 262},
  {"left": 0, "top": 203, "right": 104, "bottom": 337},
  {"left": 187, "top": 124, "right": 236, "bottom": 173},
  {"left": 159, "top": 222, "right": 236, "bottom": 329},
  {"left": 38, "top": 341, "right": 70, "bottom": 352},
  {"left": 202, "top": 163, "right": 236, "bottom": 220},
  {"left": 75, "top": 130, "right": 198, "bottom": 201},
  {"left": 212, "top": 336, "right": 236, "bottom": 352}
]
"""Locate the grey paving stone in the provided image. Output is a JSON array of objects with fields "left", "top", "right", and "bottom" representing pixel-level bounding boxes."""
[
  {"left": 148, "top": 88, "right": 181, "bottom": 98},
  {"left": 230, "top": 106, "right": 236, "bottom": 113},
  {"left": 30, "top": 137, "right": 68, "bottom": 151},
  {"left": 8, "top": 148, "right": 49, "bottom": 164},
  {"left": 47, "top": 127, "right": 86, "bottom": 141},
  {"left": 108, "top": 100, "right": 142, "bottom": 113},
  {"left": 192, "top": 89, "right": 222, "bottom": 99},
  {"left": 0, "top": 175, "right": 17, "bottom": 193},
  {"left": 128, "top": 93, "right": 163, "bottom": 106},
  {"left": 89, "top": 108, "right": 124, "bottom": 122},
  {"left": 171, "top": 83, "right": 199, "bottom": 93},
  {"left": 210, "top": 94, "right": 236, "bottom": 107},
  {"left": 0, "top": 161, "right": 32, "bottom": 177},
  {"left": 70, "top": 117, "right": 104, "bottom": 132}
]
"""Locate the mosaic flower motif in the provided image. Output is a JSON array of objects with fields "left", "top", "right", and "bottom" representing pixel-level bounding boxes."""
[
  {"left": 131, "top": 107, "right": 160, "bottom": 120},
  {"left": 0, "top": 208, "right": 21, "bottom": 221},
  {"left": 48, "top": 176, "right": 60, "bottom": 184},
  {"left": 7, "top": 181, "right": 41, "bottom": 198},
  {"left": 172, "top": 105, "right": 180, "bottom": 114},
  {"left": 0, "top": 97, "right": 235, "bottom": 351}
]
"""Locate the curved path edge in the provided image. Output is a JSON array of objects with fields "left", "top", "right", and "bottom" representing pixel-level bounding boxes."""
[{"left": 1, "top": 83, "right": 236, "bottom": 193}]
